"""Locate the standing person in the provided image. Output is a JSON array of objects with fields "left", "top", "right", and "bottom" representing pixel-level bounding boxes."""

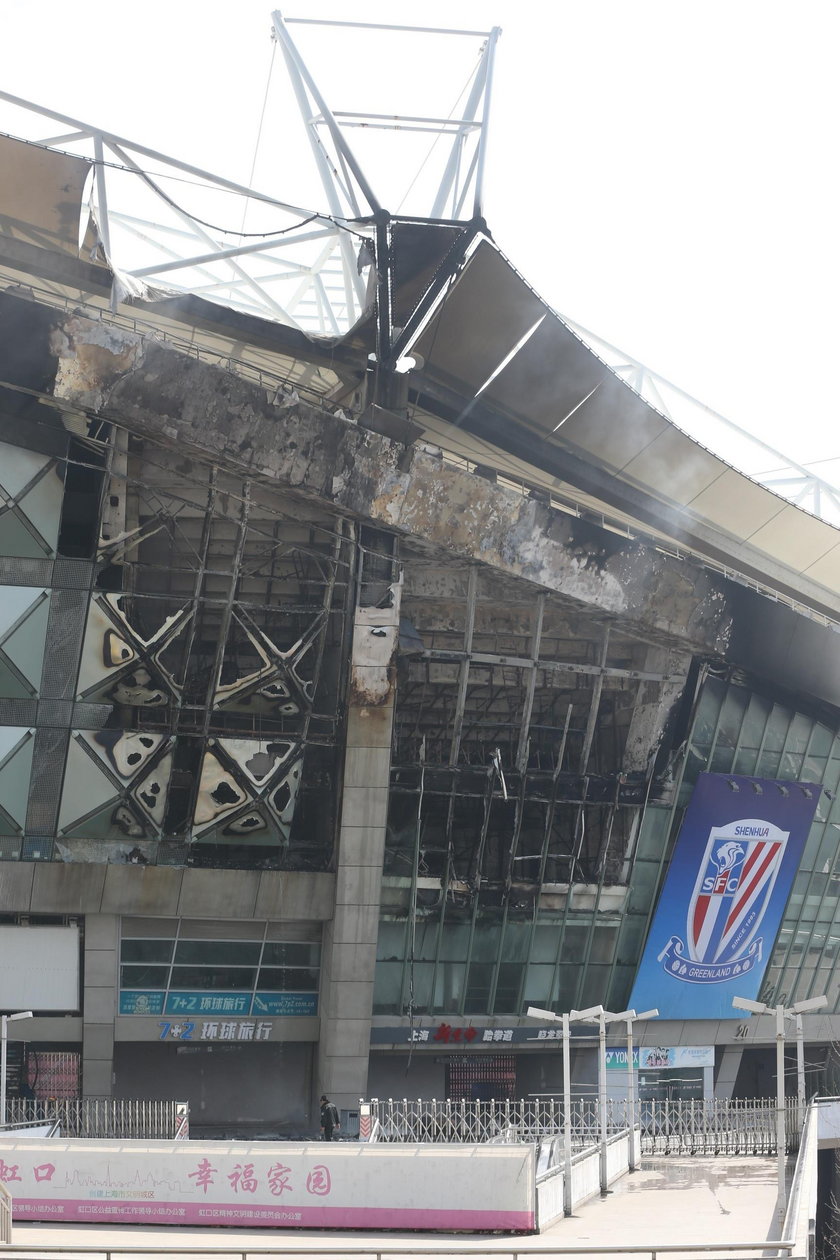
[{"left": 320, "top": 1094, "right": 340, "bottom": 1141}]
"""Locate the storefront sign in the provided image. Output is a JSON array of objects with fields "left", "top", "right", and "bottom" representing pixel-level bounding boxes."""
[
  {"left": 166, "top": 992, "right": 251, "bottom": 1016},
  {"left": 3, "top": 1138, "right": 535, "bottom": 1230},
  {"left": 630, "top": 773, "right": 820, "bottom": 1019},
  {"left": 605, "top": 1048, "right": 640, "bottom": 1070},
  {"left": 158, "top": 1020, "right": 274, "bottom": 1041},
  {"left": 119, "top": 991, "right": 318, "bottom": 1018},
  {"left": 640, "top": 1046, "right": 714, "bottom": 1069},
  {"left": 605, "top": 1046, "right": 714, "bottom": 1070},
  {"left": 370, "top": 1023, "right": 594, "bottom": 1046}
]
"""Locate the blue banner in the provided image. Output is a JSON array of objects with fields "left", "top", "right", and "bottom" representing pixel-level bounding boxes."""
[
  {"left": 629, "top": 773, "right": 820, "bottom": 1019},
  {"left": 120, "top": 991, "right": 319, "bottom": 1017}
]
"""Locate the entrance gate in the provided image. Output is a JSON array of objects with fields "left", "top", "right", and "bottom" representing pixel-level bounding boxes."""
[{"left": 363, "top": 1096, "right": 801, "bottom": 1155}]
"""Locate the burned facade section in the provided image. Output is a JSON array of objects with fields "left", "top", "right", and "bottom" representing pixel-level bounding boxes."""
[
  {"left": 0, "top": 375, "right": 355, "bottom": 870},
  {"left": 376, "top": 552, "right": 692, "bottom": 1017}
]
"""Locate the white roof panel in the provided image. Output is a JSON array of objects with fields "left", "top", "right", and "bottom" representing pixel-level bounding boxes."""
[
  {"left": 686, "top": 468, "right": 786, "bottom": 537},
  {"left": 413, "top": 240, "right": 840, "bottom": 611},
  {"left": 802, "top": 544, "right": 840, "bottom": 589},
  {"left": 746, "top": 505, "right": 840, "bottom": 569},
  {"left": 620, "top": 426, "right": 728, "bottom": 505}
]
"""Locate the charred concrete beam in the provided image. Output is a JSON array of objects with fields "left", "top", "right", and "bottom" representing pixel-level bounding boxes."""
[{"left": 39, "top": 303, "right": 732, "bottom": 654}]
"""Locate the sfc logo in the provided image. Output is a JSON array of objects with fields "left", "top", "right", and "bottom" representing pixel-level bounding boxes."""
[{"left": 657, "top": 818, "right": 789, "bottom": 984}]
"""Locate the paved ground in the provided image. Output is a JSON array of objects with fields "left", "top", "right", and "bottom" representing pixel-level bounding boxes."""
[
  {"left": 3, "top": 1156, "right": 782, "bottom": 1257},
  {"left": 554, "top": 1155, "right": 782, "bottom": 1249}
]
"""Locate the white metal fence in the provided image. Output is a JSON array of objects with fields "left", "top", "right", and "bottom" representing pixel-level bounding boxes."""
[
  {"left": 0, "top": 1179, "right": 11, "bottom": 1244},
  {"left": 1, "top": 1098, "right": 188, "bottom": 1140},
  {"left": 363, "top": 1097, "right": 801, "bottom": 1156},
  {"left": 641, "top": 1097, "right": 801, "bottom": 1156}
]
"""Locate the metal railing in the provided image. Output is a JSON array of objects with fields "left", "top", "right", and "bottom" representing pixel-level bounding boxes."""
[
  {"left": 0, "top": 1180, "right": 11, "bottom": 1244},
  {"left": 0, "top": 1244, "right": 804, "bottom": 1259},
  {"left": 1, "top": 1099, "right": 188, "bottom": 1140},
  {"left": 783, "top": 1102, "right": 821, "bottom": 1260},
  {"left": 363, "top": 1096, "right": 801, "bottom": 1156},
  {"left": 0, "top": 1118, "right": 59, "bottom": 1137}
]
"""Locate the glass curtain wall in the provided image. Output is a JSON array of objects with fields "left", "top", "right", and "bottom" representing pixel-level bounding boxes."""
[
  {"left": 375, "top": 671, "right": 840, "bottom": 1017},
  {"left": 614, "top": 675, "right": 840, "bottom": 1013},
  {"left": 374, "top": 555, "right": 684, "bottom": 1018}
]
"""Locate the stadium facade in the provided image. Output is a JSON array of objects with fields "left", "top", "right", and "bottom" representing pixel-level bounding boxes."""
[{"left": 2, "top": 125, "right": 840, "bottom": 1134}]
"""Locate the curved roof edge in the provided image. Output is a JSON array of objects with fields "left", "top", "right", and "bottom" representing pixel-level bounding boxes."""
[{"left": 406, "top": 236, "right": 840, "bottom": 618}]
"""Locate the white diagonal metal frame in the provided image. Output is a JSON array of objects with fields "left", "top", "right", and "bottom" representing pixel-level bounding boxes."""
[
  {"left": 0, "top": 10, "right": 500, "bottom": 338},
  {"left": 0, "top": 88, "right": 372, "bottom": 336},
  {"left": 274, "top": 12, "right": 501, "bottom": 224}
]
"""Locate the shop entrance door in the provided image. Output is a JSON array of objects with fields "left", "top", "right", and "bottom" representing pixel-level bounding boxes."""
[{"left": 446, "top": 1054, "right": 516, "bottom": 1100}]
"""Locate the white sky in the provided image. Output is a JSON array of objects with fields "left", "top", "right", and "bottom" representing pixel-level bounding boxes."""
[{"left": 3, "top": 0, "right": 839, "bottom": 478}]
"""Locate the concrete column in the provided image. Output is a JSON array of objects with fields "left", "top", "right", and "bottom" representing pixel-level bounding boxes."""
[
  {"left": 622, "top": 647, "right": 691, "bottom": 774},
  {"left": 714, "top": 1045, "right": 743, "bottom": 1100},
  {"left": 82, "top": 913, "right": 118, "bottom": 1097},
  {"left": 317, "top": 579, "right": 401, "bottom": 1112}
]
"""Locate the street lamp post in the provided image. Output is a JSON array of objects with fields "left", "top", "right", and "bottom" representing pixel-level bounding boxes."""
[
  {"left": 616, "top": 1008, "right": 659, "bottom": 1170},
  {"left": 732, "top": 993, "right": 828, "bottom": 1224},
  {"left": 526, "top": 1004, "right": 604, "bottom": 1216},
  {"left": 574, "top": 1007, "right": 658, "bottom": 1191},
  {"left": 794, "top": 1012, "right": 806, "bottom": 1122},
  {"left": 593, "top": 1009, "right": 612, "bottom": 1192},
  {"left": 1, "top": 1011, "right": 33, "bottom": 1127}
]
